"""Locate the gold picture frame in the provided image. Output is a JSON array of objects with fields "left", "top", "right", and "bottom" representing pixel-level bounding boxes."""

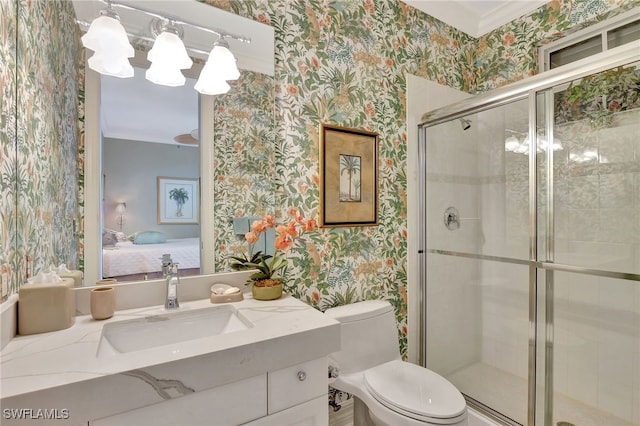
[{"left": 319, "top": 123, "right": 379, "bottom": 227}]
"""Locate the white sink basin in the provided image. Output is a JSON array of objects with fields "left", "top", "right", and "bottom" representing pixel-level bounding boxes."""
[{"left": 96, "top": 305, "right": 252, "bottom": 357}]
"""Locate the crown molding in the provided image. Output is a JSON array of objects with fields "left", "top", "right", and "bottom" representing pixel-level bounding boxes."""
[{"left": 405, "top": 0, "right": 548, "bottom": 38}]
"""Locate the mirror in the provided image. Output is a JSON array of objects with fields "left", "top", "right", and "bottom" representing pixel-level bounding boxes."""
[
  {"left": 76, "top": 1, "right": 276, "bottom": 285},
  {"left": 99, "top": 65, "right": 201, "bottom": 282}
]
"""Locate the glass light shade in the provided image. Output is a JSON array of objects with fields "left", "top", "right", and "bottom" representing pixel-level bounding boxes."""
[
  {"left": 194, "top": 66, "right": 231, "bottom": 95},
  {"left": 82, "top": 14, "right": 134, "bottom": 78},
  {"left": 146, "top": 62, "right": 186, "bottom": 87},
  {"left": 81, "top": 16, "right": 134, "bottom": 57},
  {"left": 115, "top": 203, "right": 126, "bottom": 214},
  {"left": 145, "top": 31, "right": 192, "bottom": 86},
  {"left": 504, "top": 136, "right": 520, "bottom": 151},
  {"left": 148, "top": 32, "right": 193, "bottom": 69},
  {"left": 88, "top": 52, "right": 134, "bottom": 78},
  {"left": 207, "top": 44, "right": 240, "bottom": 81}
]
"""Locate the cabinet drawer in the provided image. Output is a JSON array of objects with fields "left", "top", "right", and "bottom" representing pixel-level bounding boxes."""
[{"left": 268, "top": 357, "right": 327, "bottom": 414}]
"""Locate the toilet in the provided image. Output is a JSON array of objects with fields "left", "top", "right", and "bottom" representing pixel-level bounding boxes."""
[{"left": 325, "top": 300, "right": 467, "bottom": 426}]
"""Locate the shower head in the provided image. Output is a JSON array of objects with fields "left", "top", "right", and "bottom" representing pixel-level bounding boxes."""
[{"left": 459, "top": 118, "right": 471, "bottom": 131}]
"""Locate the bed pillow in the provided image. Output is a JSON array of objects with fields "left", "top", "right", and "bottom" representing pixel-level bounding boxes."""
[
  {"left": 131, "top": 231, "right": 167, "bottom": 245},
  {"left": 102, "top": 228, "right": 123, "bottom": 247}
]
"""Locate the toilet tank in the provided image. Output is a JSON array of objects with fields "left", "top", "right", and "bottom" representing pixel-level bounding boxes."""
[{"left": 325, "top": 300, "right": 401, "bottom": 375}]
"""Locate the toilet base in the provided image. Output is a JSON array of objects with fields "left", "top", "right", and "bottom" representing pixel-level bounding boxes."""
[{"left": 354, "top": 397, "right": 381, "bottom": 426}]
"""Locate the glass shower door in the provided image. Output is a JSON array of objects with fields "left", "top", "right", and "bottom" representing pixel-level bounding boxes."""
[
  {"left": 424, "top": 97, "right": 532, "bottom": 425},
  {"left": 539, "top": 64, "right": 640, "bottom": 426},
  {"left": 421, "top": 50, "right": 640, "bottom": 426}
]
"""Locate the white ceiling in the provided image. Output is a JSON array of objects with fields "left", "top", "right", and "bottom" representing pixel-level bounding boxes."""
[
  {"left": 100, "top": 67, "right": 199, "bottom": 146},
  {"left": 404, "top": 0, "right": 548, "bottom": 37}
]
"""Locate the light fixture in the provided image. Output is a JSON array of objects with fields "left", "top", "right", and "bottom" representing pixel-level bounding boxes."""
[
  {"left": 195, "top": 38, "right": 239, "bottom": 95},
  {"left": 79, "top": 1, "right": 249, "bottom": 94},
  {"left": 146, "top": 19, "right": 193, "bottom": 87},
  {"left": 116, "top": 202, "right": 126, "bottom": 231},
  {"left": 81, "top": 2, "right": 134, "bottom": 78}
]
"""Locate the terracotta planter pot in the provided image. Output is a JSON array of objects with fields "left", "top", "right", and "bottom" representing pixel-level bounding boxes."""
[{"left": 251, "top": 280, "right": 283, "bottom": 300}]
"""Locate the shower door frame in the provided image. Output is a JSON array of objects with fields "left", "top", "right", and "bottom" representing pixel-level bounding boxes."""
[{"left": 417, "top": 40, "right": 640, "bottom": 426}]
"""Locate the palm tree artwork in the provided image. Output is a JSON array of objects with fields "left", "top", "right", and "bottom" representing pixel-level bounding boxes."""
[
  {"left": 169, "top": 187, "right": 189, "bottom": 217},
  {"left": 340, "top": 154, "right": 361, "bottom": 202}
]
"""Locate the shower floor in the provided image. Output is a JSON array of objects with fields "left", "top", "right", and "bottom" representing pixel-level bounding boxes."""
[{"left": 448, "top": 362, "right": 633, "bottom": 426}]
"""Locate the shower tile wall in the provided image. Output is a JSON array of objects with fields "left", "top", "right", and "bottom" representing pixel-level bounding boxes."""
[
  {"left": 479, "top": 107, "right": 640, "bottom": 423},
  {"left": 550, "top": 108, "right": 640, "bottom": 424},
  {"left": 477, "top": 103, "right": 532, "bottom": 422},
  {"left": 554, "top": 108, "right": 640, "bottom": 275},
  {"left": 425, "top": 121, "right": 482, "bottom": 377}
]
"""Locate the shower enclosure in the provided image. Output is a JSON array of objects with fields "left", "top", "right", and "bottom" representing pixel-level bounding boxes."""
[{"left": 418, "top": 42, "right": 639, "bottom": 426}]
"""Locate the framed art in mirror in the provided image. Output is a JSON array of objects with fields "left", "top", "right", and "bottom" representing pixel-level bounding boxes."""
[
  {"left": 319, "top": 123, "right": 379, "bottom": 228},
  {"left": 157, "top": 177, "right": 199, "bottom": 225}
]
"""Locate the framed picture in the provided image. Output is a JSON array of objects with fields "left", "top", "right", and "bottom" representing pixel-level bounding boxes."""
[
  {"left": 319, "top": 123, "right": 379, "bottom": 227},
  {"left": 157, "top": 177, "right": 199, "bottom": 224}
]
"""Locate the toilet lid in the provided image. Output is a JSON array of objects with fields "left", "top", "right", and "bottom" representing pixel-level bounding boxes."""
[{"left": 364, "top": 360, "right": 466, "bottom": 422}]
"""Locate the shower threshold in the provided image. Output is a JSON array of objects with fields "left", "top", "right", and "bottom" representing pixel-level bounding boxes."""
[{"left": 447, "top": 362, "right": 633, "bottom": 426}]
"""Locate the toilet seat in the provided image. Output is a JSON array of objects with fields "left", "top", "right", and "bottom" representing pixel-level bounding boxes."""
[{"left": 364, "top": 360, "right": 467, "bottom": 424}]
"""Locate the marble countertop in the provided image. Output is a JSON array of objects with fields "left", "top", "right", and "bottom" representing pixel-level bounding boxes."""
[{"left": 0, "top": 293, "right": 340, "bottom": 401}]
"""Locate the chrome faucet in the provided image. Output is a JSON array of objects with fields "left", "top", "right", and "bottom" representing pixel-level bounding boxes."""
[
  {"left": 160, "top": 254, "right": 173, "bottom": 279},
  {"left": 165, "top": 262, "right": 180, "bottom": 310}
]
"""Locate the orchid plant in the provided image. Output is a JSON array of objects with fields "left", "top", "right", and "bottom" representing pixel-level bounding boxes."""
[{"left": 229, "top": 211, "right": 317, "bottom": 286}]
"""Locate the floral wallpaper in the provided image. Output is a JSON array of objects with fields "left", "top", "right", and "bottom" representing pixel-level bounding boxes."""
[
  {"left": 0, "top": 0, "right": 81, "bottom": 299},
  {"left": 1, "top": 0, "right": 636, "bottom": 357},
  {"left": 554, "top": 65, "right": 640, "bottom": 127},
  {"left": 1, "top": 0, "right": 18, "bottom": 299},
  {"left": 203, "top": 0, "right": 637, "bottom": 358},
  {"left": 212, "top": 71, "right": 277, "bottom": 270},
  {"left": 473, "top": 0, "right": 640, "bottom": 91}
]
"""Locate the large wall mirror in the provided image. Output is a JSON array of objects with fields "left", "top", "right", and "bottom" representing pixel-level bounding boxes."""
[{"left": 76, "top": 0, "right": 275, "bottom": 285}]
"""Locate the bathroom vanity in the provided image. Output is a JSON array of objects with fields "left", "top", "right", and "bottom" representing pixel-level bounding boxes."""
[{"left": 0, "top": 292, "right": 340, "bottom": 425}]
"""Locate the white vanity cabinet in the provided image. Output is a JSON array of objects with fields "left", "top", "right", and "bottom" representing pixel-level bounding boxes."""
[
  {"left": 245, "top": 357, "right": 328, "bottom": 425},
  {"left": 1, "top": 296, "right": 340, "bottom": 426},
  {"left": 89, "top": 358, "right": 328, "bottom": 426},
  {"left": 89, "top": 375, "right": 267, "bottom": 426}
]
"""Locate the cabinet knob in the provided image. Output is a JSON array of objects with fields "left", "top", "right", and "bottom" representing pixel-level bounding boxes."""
[{"left": 297, "top": 370, "right": 306, "bottom": 381}]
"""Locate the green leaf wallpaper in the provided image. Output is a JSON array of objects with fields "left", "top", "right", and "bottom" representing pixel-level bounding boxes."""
[
  {"left": 1, "top": 0, "right": 18, "bottom": 299},
  {"left": 1, "top": 0, "right": 81, "bottom": 299},
  {"left": 202, "top": 0, "right": 638, "bottom": 357},
  {"left": 1, "top": 0, "right": 637, "bottom": 358}
]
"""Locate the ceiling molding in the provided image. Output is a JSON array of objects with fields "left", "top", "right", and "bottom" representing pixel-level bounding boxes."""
[
  {"left": 404, "top": 0, "right": 548, "bottom": 38},
  {"left": 475, "top": 0, "right": 548, "bottom": 36}
]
